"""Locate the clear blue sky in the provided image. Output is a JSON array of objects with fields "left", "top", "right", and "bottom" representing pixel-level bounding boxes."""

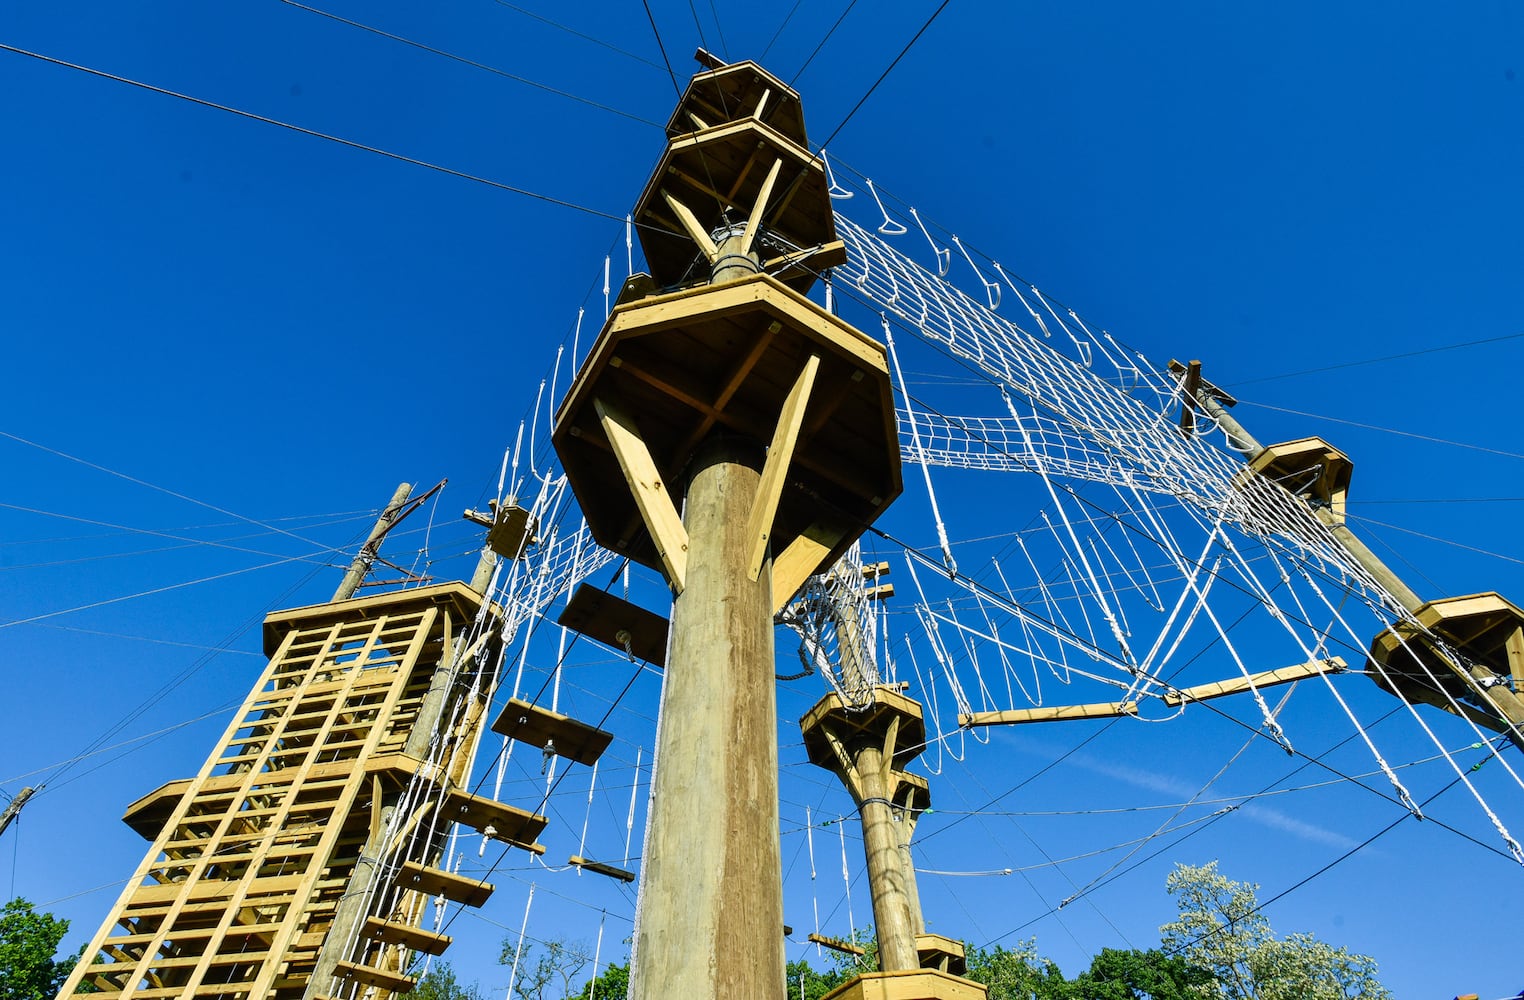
[{"left": 4, "top": 3, "right": 1524, "bottom": 999}]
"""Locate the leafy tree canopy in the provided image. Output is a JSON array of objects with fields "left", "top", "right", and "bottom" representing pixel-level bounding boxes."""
[
  {"left": 1160, "top": 861, "right": 1393, "bottom": 1000},
  {"left": 0, "top": 898, "right": 78, "bottom": 1000}
]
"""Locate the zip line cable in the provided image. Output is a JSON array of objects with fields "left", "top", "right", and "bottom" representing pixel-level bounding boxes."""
[
  {"left": 0, "top": 42, "right": 643, "bottom": 228},
  {"left": 0, "top": 502, "right": 369, "bottom": 568},
  {"left": 490, "top": 0, "right": 666, "bottom": 72},
  {"left": 790, "top": 0, "right": 859, "bottom": 86},
  {"left": 814, "top": 0, "right": 952, "bottom": 154},
  {"left": 640, "top": 0, "right": 681, "bottom": 97},
  {"left": 761, "top": 0, "right": 805, "bottom": 60},
  {"left": 0, "top": 429, "right": 346, "bottom": 554},
  {"left": 1228, "top": 330, "right": 1524, "bottom": 387},
  {"left": 278, "top": 2, "right": 662, "bottom": 128},
  {"left": 1239, "top": 399, "right": 1524, "bottom": 461}
]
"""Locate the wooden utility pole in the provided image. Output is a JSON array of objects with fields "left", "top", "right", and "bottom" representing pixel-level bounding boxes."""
[
  {"left": 0, "top": 786, "right": 35, "bottom": 839},
  {"left": 553, "top": 52, "right": 901, "bottom": 999},
  {"left": 1174, "top": 360, "right": 1524, "bottom": 737},
  {"left": 333, "top": 482, "right": 413, "bottom": 601}
]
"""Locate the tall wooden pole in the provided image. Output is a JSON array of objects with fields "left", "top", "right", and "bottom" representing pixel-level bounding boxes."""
[
  {"left": 630, "top": 436, "right": 782, "bottom": 998},
  {"left": 628, "top": 239, "right": 785, "bottom": 1000},
  {"left": 1189, "top": 380, "right": 1524, "bottom": 728},
  {"left": 332, "top": 482, "right": 413, "bottom": 601}
]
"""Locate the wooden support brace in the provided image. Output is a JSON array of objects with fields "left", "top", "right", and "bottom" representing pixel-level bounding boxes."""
[
  {"left": 662, "top": 190, "right": 719, "bottom": 262},
  {"left": 1507, "top": 625, "right": 1524, "bottom": 689},
  {"left": 594, "top": 396, "right": 689, "bottom": 593},
  {"left": 772, "top": 520, "right": 847, "bottom": 612},
  {"left": 740, "top": 156, "right": 783, "bottom": 257},
  {"left": 747, "top": 354, "right": 820, "bottom": 581}
]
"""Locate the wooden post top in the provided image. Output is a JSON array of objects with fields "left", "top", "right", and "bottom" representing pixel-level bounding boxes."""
[
  {"left": 666, "top": 54, "right": 807, "bottom": 146},
  {"left": 799, "top": 685, "right": 928, "bottom": 772},
  {"left": 1244, "top": 436, "right": 1352, "bottom": 519}
]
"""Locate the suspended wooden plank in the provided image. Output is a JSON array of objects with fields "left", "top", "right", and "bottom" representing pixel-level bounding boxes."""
[
  {"left": 961, "top": 701, "right": 1138, "bottom": 728},
  {"left": 568, "top": 855, "right": 637, "bottom": 883},
  {"left": 361, "top": 916, "right": 452, "bottom": 956},
  {"left": 1163, "top": 657, "right": 1347, "bottom": 706},
  {"left": 441, "top": 787, "right": 547, "bottom": 849},
  {"left": 395, "top": 861, "right": 493, "bottom": 908},
  {"left": 808, "top": 933, "right": 865, "bottom": 957},
  {"left": 333, "top": 959, "right": 416, "bottom": 995},
  {"left": 557, "top": 583, "right": 671, "bottom": 667},
  {"left": 490, "top": 698, "right": 613, "bottom": 767}
]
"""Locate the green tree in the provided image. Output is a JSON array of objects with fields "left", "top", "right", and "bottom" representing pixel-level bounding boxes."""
[
  {"left": 964, "top": 940, "right": 1068, "bottom": 999},
  {"left": 571, "top": 959, "right": 628, "bottom": 1000},
  {"left": 0, "top": 898, "right": 78, "bottom": 1000},
  {"left": 1068, "top": 947, "right": 1212, "bottom": 1000},
  {"left": 784, "top": 956, "right": 849, "bottom": 1000},
  {"left": 497, "top": 939, "right": 592, "bottom": 1000},
  {"left": 1159, "top": 862, "right": 1392, "bottom": 1000},
  {"left": 411, "top": 961, "right": 486, "bottom": 1000}
]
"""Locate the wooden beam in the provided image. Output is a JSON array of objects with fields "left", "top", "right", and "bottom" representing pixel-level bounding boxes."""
[
  {"left": 747, "top": 354, "right": 820, "bottom": 581},
  {"left": 740, "top": 156, "right": 784, "bottom": 257},
  {"left": 1163, "top": 657, "right": 1347, "bottom": 706},
  {"left": 772, "top": 520, "right": 846, "bottom": 612},
  {"left": 661, "top": 190, "right": 719, "bottom": 262},
  {"left": 594, "top": 396, "right": 689, "bottom": 593},
  {"left": 961, "top": 701, "right": 1139, "bottom": 727}
]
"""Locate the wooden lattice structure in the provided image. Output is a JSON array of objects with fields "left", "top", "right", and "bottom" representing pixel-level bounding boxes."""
[{"left": 59, "top": 582, "right": 531, "bottom": 1000}]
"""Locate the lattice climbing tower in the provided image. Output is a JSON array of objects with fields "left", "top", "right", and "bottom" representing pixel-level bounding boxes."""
[{"left": 56, "top": 501, "right": 554, "bottom": 1000}]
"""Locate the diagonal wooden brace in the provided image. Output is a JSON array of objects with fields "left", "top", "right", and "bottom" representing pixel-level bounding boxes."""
[
  {"left": 740, "top": 156, "right": 783, "bottom": 257},
  {"left": 593, "top": 396, "right": 689, "bottom": 593},
  {"left": 746, "top": 354, "right": 820, "bottom": 581},
  {"left": 662, "top": 190, "right": 720, "bottom": 263}
]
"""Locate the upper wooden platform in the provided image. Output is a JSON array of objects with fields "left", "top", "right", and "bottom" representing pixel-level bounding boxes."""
[
  {"left": 261, "top": 581, "right": 488, "bottom": 656},
  {"left": 800, "top": 686, "right": 927, "bottom": 772},
  {"left": 665, "top": 58, "right": 806, "bottom": 145},
  {"left": 633, "top": 117, "right": 838, "bottom": 292},
  {"left": 1369, "top": 592, "right": 1524, "bottom": 727},
  {"left": 1245, "top": 436, "right": 1352, "bottom": 519},
  {"left": 553, "top": 273, "right": 901, "bottom": 589}
]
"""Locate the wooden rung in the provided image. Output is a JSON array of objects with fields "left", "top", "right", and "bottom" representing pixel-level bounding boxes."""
[
  {"left": 490, "top": 698, "right": 613, "bottom": 767},
  {"left": 808, "top": 933, "right": 865, "bottom": 956},
  {"left": 441, "top": 787, "right": 548, "bottom": 847},
  {"left": 557, "top": 583, "right": 670, "bottom": 667},
  {"left": 396, "top": 861, "right": 494, "bottom": 908},
  {"left": 362, "top": 916, "right": 452, "bottom": 956},
  {"left": 333, "top": 959, "right": 416, "bottom": 995},
  {"left": 568, "top": 855, "right": 636, "bottom": 883},
  {"left": 861, "top": 561, "right": 891, "bottom": 579},
  {"left": 866, "top": 582, "right": 895, "bottom": 602}
]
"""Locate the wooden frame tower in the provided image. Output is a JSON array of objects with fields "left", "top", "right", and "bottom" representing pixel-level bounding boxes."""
[{"left": 57, "top": 576, "right": 545, "bottom": 1000}]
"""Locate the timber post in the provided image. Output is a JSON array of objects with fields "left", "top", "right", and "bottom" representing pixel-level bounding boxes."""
[
  {"left": 1174, "top": 359, "right": 1524, "bottom": 738},
  {"left": 551, "top": 51, "right": 901, "bottom": 998}
]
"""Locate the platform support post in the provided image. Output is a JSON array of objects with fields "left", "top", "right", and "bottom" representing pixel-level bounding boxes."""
[{"left": 629, "top": 434, "right": 783, "bottom": 1000}]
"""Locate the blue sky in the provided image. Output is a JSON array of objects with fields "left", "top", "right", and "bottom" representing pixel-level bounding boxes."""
[{"left": 4, "top": 3, "right": 1524, "bottom": 999}]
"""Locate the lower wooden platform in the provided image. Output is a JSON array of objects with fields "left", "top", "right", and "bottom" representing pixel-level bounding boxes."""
[{"left": 822, "top": 969, "right": 987, "bottom": 1000}]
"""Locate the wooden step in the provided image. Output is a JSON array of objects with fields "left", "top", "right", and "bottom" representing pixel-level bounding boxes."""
[
  {"left": 567, "top": 855, "right": 636, "bottom": 883},
  {"left": 333, "top": 959, "right": 416, "bottom": 995},
  {"left": 362, "top": 915, "right": 453, "bottom": 956},
  {"left": 395, "top": 861, "right": 493, "bottom": 908},
  {"left": 491, "top": 698, "right": 613, "bottom": 767},
  {"left": 441, "top": 787, "right": 548, "bottom": 849},
  {"left": 557, "top": 583, "right": 670, "bottom": 666}
]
